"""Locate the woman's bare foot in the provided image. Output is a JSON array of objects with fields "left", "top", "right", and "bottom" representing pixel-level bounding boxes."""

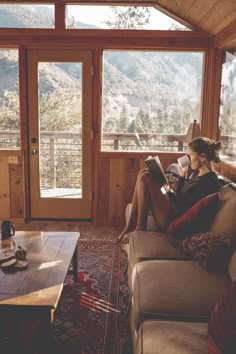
[
  {"left": 114, "top": 235, "right": 125, "bottom": 244},
  {"left": 114, "top": 229, "right": 129, "bottom": 243},
  {"left": 121, "top": 233, "right": 132, "bottom": 244},
  {"left": 115, "top": 232, "right": 133, "bottom": 244}
]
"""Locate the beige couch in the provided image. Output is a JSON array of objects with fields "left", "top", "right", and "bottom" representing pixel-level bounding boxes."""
[{"left": 126, "top": 183, "right": 236, "bottom": 354}]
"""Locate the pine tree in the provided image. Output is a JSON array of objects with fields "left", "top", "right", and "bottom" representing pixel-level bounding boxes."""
[
  {"left": 119, "top": 105, "right": 129, "bottom": 132},
  {"left": 104, "top": 6, "right": 151, "bottom": 29}
]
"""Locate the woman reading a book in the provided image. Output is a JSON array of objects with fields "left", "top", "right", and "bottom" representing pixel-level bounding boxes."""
[{"left": 116, "top": 137, "right": 222, "bottom": 244}]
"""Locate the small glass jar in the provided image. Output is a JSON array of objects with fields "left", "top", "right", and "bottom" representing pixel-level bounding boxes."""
[{"left": 0, "top": 236, "right": 16, "bottom": 254}]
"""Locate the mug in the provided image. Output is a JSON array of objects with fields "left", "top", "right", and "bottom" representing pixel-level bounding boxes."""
[
  {"left": 1, "top": 220, "right": 15, "bottom": 240},
  {"left": 177, "top": 155, "right": 190, "bottom": 168}
]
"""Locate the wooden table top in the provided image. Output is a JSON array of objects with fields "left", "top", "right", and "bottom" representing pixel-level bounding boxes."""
[{"left": 0, "top": 231, "right": 80, "bottom": 309}]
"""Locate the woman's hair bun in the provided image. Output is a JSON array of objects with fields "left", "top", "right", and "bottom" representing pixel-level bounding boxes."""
[
  {"left": 212, "top": 140, "right": 221, "bottom": 151},
  {"left": 212, "top": 140, "right": 221, "bottom": 163}
]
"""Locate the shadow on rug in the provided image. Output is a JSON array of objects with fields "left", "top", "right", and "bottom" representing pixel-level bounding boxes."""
[{"left": 53, "top": 240, "right": 132, "bottom": 354}]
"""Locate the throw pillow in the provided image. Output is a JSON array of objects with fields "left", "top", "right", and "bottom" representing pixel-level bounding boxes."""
[
  {"left": 167, "top": 192, "right": 219, "bottom": 239},
  {"left": 208, "top": 281, "right": 236, "bottom": 354},
  {"left": 178, "top": 232, "right": 233, "bottom": 272}
]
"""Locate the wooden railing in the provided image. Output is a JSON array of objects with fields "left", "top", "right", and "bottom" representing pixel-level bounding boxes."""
[
  {"left": 102, "top": 133, "right": 186, "bottom": 151},
  {"left": 0, "top": 130, "right": 235, "bottom": 188}
]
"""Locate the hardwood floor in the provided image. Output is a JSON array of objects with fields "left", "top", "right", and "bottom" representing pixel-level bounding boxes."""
[{"left": 14, "top": 221, "right": 122, "bottom": 241}]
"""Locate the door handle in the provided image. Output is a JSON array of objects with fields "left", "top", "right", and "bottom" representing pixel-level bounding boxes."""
[{"left": 32, "top": 148, "right": 38, "bottom": 155}]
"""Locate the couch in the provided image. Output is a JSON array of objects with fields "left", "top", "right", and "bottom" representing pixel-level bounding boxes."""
[{"left": 125, "top": 182, "right": 236, "bottom": 353}]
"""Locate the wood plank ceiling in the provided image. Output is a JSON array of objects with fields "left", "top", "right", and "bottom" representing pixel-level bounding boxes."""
[{"left": 7, "top": 0, "right": 236, "bottom": 36}]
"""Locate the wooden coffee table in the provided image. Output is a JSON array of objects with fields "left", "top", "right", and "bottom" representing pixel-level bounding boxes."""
[{"left": 0, "top": 231, "right": 80, "bottom": 353}]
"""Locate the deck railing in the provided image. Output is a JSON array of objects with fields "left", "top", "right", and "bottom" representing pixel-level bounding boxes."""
[{"left": 0, "top": 130, "right": 235, "bottom": 189}]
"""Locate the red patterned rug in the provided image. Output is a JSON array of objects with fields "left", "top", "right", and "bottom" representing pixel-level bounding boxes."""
[{"left": 52, "top": 240, "right": 132, "bottom": 354}]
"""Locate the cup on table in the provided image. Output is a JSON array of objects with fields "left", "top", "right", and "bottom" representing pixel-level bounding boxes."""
[
  {"left": 1, "top": 220, "right": 15, "bottom": 240},
  {"left": 177, "top": 155, "right": 190, "bottom": 168}
]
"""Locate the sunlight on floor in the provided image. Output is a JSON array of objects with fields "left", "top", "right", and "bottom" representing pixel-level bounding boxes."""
[{"left": 80, "top": 292, "right": 120, "bottom": 313}]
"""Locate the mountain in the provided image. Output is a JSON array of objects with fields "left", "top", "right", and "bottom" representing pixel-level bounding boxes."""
[{"left": 0, "top": 5, "right": 203, "bottom": 135}]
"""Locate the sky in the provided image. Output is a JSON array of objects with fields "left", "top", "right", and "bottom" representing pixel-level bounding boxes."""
[{"left": 65, "top": 5, "right": 181, "bottom": 30}]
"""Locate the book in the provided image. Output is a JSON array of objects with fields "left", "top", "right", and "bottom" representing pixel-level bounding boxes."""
[{"left": 145, "top": 155, "right": 169, "bottom": 186}]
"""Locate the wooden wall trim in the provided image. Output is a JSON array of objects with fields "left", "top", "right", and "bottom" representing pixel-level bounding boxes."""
[
  {"left": 201, "top": 47, "right": 223, "bottom": 140},
  {"left": 19, "top": 46, "right": 28, "bottom": 221},
  {"left": 0, "top": 28, "right": 210, "bottom": 38},
  {"left": 0, "top": 150, "right": 23, "bottom": 156},
  {"left": 55, "top": 3, "right": 66, "bottom": 30},
  {"left": 0, "top": 39, "right": 210, "bottom": 51},
  {"left": 93, "top": 49, "right": 102, "bottom": 223},
  {"left": 98, "top": 151, "right": 183, "bottom": 159}
]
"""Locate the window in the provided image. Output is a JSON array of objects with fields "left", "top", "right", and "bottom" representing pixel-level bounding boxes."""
[
  {"left": 0, "top": 49, "right": 20, "bottom": 149},
  {"left": 219, "top": 48, "right": 236, "bottom": 166},
  {"left": 0, "top": 4, "right": 54, "bottom": 28},
  {"left": 66, "top": 5, "right": 189, "bottom": 30},
  {"left": 102, "top": 50, "right": 203, "bottom": 152}
]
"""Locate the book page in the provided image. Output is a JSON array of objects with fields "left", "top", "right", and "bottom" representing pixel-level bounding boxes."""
[{"left": 145, "top": 155, "right": 168, "bottom": 186}]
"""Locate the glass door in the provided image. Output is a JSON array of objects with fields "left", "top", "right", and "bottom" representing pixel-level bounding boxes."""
[{"left": 28, "top": 50, "right": 92, "bottom": 219}]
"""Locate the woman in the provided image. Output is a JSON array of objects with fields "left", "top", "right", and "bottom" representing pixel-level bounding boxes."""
[{"left": 116, "top": 137, "right": 222, "bottom": 244}]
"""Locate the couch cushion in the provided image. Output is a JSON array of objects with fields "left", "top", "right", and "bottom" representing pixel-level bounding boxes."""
[
  {"left": 131, "top": 260, "right": 230, "bottom": 332},
  {"left": 128, "top": 231, "right": 189, "bottom": 289},
  {"left": 209, "top": 184, "right": 236, "bottom": 239},
  {"left": 136, "top": 320, "right": 208, "bottom": 354}
]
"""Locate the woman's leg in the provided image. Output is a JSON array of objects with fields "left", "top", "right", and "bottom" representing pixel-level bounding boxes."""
[
  {"left": 116, "top": 169, "right": 148, "bottom": 242},
  {"left": 137, "top": 172, "right": 172, "bottom": 231},
  {"left": 116, "top": 170, "right": 173, "bottom": 243}
]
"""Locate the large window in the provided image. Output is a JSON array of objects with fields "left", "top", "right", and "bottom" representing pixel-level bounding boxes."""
[
  {"left": 0, "top": 49, "right": 20, "bottom": 149},
  {"left": 102, "top": 51, "right": 203, "bottom": 152},
  {"left": 219, "top": 48, "right": 236, "bottom": 166}
]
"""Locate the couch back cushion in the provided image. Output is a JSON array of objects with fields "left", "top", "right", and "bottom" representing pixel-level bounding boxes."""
[{"left": 209, "top": 184, "right": 236, "bottom": 239}]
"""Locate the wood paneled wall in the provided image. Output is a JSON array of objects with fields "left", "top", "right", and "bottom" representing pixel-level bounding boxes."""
[{"left": 0, "top": 152, "right": 25, "bottom": 222}]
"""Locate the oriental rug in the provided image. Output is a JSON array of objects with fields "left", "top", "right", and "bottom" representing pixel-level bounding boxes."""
[{"left": 52, "top": 240, "right": 132, "bottom": 354}]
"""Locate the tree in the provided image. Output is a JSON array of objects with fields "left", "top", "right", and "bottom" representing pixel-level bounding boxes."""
[
  {"left": 39, "top": 88, "right": 82, "bottom": 131},
  {"left": 119, "top": 105, "right": 129, "bottom": 132},
  {"left": 104, "top": 6, "right": 151, "bottom": 29},
  {"left": 169, "top": 22, "right": 189, "bottom": 31},
  {"left": 0, "top": 91, "right": 19, "bottom": 129}
]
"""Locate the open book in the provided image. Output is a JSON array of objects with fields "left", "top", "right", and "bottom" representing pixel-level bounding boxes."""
[{"left": 145, "top": 155, "right": 169, "bottom": 186}]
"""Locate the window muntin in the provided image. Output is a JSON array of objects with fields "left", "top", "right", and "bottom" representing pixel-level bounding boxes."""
[
  {"left": 66, "top": 5, "right": 189, "bottom": 30},
  {"left": 219, "top": 48, "right": 236, "bottom": 166},
  {"left": 0, "top": 4, "right": 54, "bottom": 28},
  {"left": 0, "top": 49, "right": 20, "bottom": 150},
  {"left": 102, "top": 51, "right": 203, "bottom": 152}
]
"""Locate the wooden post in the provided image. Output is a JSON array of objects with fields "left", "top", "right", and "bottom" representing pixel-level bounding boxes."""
[
  {"left": 114, "top": 138, "right": 119, "bottom": 150},
  {"left": 178, "top": 140, "right": 184, "bottom": 151},
  {"left": 49, "top": 137, "right": 55, "bottom": 188}
]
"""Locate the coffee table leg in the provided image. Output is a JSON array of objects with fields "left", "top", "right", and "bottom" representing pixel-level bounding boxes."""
[{"left": 72, "top": 244, "right": 78, "bottom": 282}]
